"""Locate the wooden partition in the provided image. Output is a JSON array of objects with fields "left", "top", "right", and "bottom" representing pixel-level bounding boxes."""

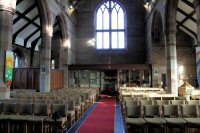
[
  {"left": 51, "top": 69, "right": 64, "bottom": 90},
  {"left": 12, "top": 68, "right": 64, "bottom": 91}
]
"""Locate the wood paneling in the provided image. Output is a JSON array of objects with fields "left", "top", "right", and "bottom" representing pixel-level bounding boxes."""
[
  {"left": 51, "top": 69, "right": 64, "bottom": 90},
  {"left": 12, "top": 68, "right": 64, "bottom": 91}
]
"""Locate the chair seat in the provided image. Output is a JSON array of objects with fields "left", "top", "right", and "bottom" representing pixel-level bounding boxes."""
[
  {"left": 8, "top": 115, "right": 32, "bottom": 121},
  {"left": 144, "top": 118, "right": 166, "bottom": 124},
  {"left": 0, "top": 115, "right": 9, "bottom": 120},
  {"left": 184, "top": 118, "right": 200, "bottom": 125},
  {"left": 165, "top": 118, "right": 186, "bottom": 125},
  {"left": 126, "top": 118, "right": 146, "bottom": 126},
  {"left": 27, "top": 116, "right": 48, "bottom": 122}
]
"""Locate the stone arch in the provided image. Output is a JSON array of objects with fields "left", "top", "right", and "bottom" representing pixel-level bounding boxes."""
[
  {"left": 36, "top": 0, "right": 51, "bottom": 34},
  {"left": 150, "top": 10, "right": 167, "bottom": 88},
  {"left": 51, "top": 14, "right": 69, "bottom": 69},
  {"left": 57, "top": 14, "right": 69, "bottom": 40},
  {"left": 151, "top": 10, "right": 164, "bottom": 45}
]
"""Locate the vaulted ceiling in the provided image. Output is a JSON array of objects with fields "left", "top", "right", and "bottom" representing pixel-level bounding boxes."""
[{"left": 176, "top": 0, "right": 197, "bottom": 42}]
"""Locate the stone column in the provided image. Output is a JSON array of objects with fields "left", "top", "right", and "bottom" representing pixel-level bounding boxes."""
[
  {"left": 39, "top": 33, "right": 52, "bottom": 92},
  {"left": 59, "top": 39, "right": 69, "bottom": 88},
  {"left": 165, "top": 23, "right": 178, "bottom": 96},
  {"left": 63, "top": 65, "right": 68, "bottom": 87},
  {"left": 193, "top": 0, "right": 200, "bottom": 86},
  {"left": 0, "top": 0, "right": 16, "bottom": 99}
]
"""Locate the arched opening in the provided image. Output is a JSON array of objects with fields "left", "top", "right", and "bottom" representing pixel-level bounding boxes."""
[
  {"left": 51, "top": 16, "right": 63, "bottom": 69},
  {"left": 151, "top": 11, "right": 166, "bottom": 88}
]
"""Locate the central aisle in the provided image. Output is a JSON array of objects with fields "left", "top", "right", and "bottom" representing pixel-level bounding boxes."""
[{"left": 77, "top": 95, "right": 116, "bottom": 133}]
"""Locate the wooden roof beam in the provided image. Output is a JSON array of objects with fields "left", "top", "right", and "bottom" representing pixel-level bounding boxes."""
[
  {"left": 13, "top": 15, "right": 40, "bottom": 45},
  {"left": 14, "top": 3, "right": 37, "bottom": 24}
]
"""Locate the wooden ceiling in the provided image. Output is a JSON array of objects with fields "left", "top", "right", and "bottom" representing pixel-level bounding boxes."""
[
  {"left": 13, "top": 0, "right": 61, "bottom": 51},
  {"left": 176, "top": 0, "right": 197, "bottom": 41}
]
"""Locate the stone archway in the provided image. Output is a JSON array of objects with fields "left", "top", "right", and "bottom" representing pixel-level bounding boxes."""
[
  {"left": 151, "top": 10, "right": 166, "bottom": 88},
  {"left": 51, "top": 14, "right": 69, "bottom": 70}
]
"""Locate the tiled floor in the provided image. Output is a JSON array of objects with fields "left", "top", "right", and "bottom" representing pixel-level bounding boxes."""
[{"left": 67, "top": 97, "right": 125, "bottom": 133}]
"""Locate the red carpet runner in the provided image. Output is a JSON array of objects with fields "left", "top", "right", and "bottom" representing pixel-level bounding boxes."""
[{"left": 77, "top": 95, "right": 116, "bottom": 133}]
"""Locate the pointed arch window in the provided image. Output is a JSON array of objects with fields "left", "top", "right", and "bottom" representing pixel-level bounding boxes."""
[{"left": 96, "top": 0, "right": 125, "bottom": 49}]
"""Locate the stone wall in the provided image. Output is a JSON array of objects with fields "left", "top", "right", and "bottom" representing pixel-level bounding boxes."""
[
  {"left": 76, "top": 0, "right": 147, "bottom": 64},
  {"left": 151, "top": 29, "right": 197, "bottom": 87},
  {"left": 12, "top": 45, "right": 40, "bottom": 68}
]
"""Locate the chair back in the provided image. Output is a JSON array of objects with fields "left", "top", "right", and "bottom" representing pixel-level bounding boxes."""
[
  {"left": 156, "top": 100, "right": 169, "bottom": 105},
  {"left": 18, "top": 103, "right": 33, "bottom": 115},
  {"left": 170, "top": 100, "right": 185, "bottom": 105},
  {"left": 126, "top": 105, "right": 141, "bottom": 118},
  {"left": 187, "top": 100, "right": 199, "bottom": 105},
  {"left": 2, "top": 103, "right": 17, "bottom": 114},
  {"left": 51, "top": 104, "right": 67, "bottom": 117},
  {"left": 181, "top": 105, "right": 198, "bottom": 118},
  {"left": 144, "top": 105, "right": 160, "bottom": 117},
  {"left": 140, "top": 100, "right": 153, "bottom": 106},
  {"left": 33, "top": 103, "right": 49, "bottom": 116},
  {"left": 162, "top": 105, "right": 179, "bottom": 117},
  {"left": 125, "top": 100, "right": 138, "bottom": 106}
]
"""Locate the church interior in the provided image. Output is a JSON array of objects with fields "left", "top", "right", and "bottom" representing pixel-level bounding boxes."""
[{"left": 0, "top": 0, "right": 200, "bottom": 132}]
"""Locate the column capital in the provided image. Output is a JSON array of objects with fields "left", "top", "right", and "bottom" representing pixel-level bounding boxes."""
[
  {"left": 42, "top": 32, "right": 53, "bottom": 37},
  {"left": 0, "top": 5, "right": 15, "bottom": 14},
  {"left": 0, "top": 0, "right": 17, "bottom": 14},
  {"left": 42, "top": 25, "right": 53, "bottom": 37}
]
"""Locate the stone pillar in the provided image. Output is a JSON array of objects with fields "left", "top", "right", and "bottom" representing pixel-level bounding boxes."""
[
  {"left": 0, "top": 0, "right": 16, "bottom": 99},
  {"left": 193, "top": 0, "right": 200, "bottom": 86},
  {"left": 165, "top": 23, "right": 178, "bottom": 96},
  {"left": 39, "top": 33, "right": 52, "bottom": 92},
  {"left": 63, "top": 65, "right": 68, "bottom": 87},
  {"left": 59, "top": 39, "right": 69, "bottom": 88}
]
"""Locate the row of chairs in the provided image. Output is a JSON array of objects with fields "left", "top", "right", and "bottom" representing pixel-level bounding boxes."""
[
  {"left": 10, "top": 91, "right": 95, "bottom": 122},
  {"left": 122, "top": 95, "right": 186, "bottom": 101},
  {"left": 0, "top": 102, "right": 68, "bottom": 133},
  {"left": 125, "top": 104, "right": 200, "bottom": 133},
  {"left": 123, "top": 99, "right": 200, "bottom": 106},
  {"left": 1, "top": 87, "right": 99, "bottom": 133},
  {"left": 0, "top": 98, "right": 83, "bottom": 126}
]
